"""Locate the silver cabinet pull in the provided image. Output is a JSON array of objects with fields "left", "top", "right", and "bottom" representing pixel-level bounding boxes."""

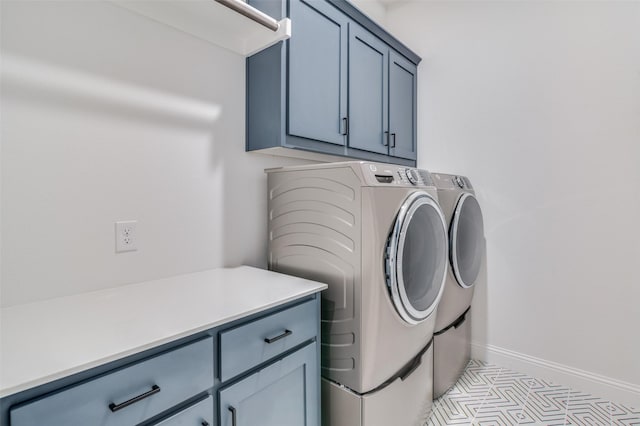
[
  {"left": 108, "top": 385, "right": 160, "bottom": 412},
  {"left": 264, "top": 329, "right": 292, "bottom": 344},
  {"left": 342, "top": 117, "right": 349, "bottom": 135}
]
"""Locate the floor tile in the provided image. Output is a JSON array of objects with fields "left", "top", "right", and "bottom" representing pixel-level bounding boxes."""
[
  {"left": 474, "top": 403, "right": 525, "bottom": 425},
  {"left": 611, "top": 402, "right": 640, "bottom": 425},
  {"left": 488, "top": 370, "right": 531, "bottom": 410},
  {"left": 429, "top": 395, "right": 476, "bottom": 425},
  {"left": 518, "top": 383, "right": 570, "bottom": 424},
  {"left": 565, "top": 390, "right": 611, "bottom": 425},
  {"left": 426, "top": 360, "right": 639, "bottom": 425}
]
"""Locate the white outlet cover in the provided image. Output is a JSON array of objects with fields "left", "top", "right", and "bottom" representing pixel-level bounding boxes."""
[{"left": 115, "top": 220, "right": 137, "bottom": 253}]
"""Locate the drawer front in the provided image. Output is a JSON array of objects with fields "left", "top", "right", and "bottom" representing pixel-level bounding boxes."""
[
  {"left": 152, "top": 395, "right": 213, "bottom": 426},
  {"left": 10, "top": 337, "right": 214, "bottom": 426},
  {"left": 220, "top": 298, "right": 318, "bottom": 381}
]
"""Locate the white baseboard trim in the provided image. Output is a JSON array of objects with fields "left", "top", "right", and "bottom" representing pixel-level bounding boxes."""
[{"left": 471, "top": 342, "right": 640, "bottom": 408}]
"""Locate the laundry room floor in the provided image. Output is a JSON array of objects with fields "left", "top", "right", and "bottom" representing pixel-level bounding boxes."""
[{"left": 428, "top": 360, "right": 639, "bottom": 425}]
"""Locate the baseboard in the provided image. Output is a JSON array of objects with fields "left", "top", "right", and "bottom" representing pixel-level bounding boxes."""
[{"left": 471, "top": 342, "right": 640, "bottom": 408}]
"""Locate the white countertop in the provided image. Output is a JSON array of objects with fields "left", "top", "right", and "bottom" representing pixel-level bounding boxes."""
[{"left": 0, "top": 266, "right": 326, "bottom": 398}]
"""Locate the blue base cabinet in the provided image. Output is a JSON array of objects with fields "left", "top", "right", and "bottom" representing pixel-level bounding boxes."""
[
  {"left": 246, "top": 0, "right": 420, "bottom": 166},
  {"left": 154, "top": 395, "right": 214, "bottom": 426},
  {"left": 219, "top": 342, "right": 318, "bottom": 426},
  {"left": 0, "top": 296, "right": 321, "bottom": 426},
  {"left": 9, "top": 338, "right": 215, "bottom": 426}
]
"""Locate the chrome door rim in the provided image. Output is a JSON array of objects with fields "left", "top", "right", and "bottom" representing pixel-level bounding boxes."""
[
  {"left": 386, "top": 191, "right": 448, "bottom": 325},
  {"left": 450, "top": 192, "right": 481, "bottom": 289}
]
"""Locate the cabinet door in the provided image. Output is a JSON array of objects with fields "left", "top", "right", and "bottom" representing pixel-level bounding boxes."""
[
  {"left": 348, "top": 23, "right": 389, "bottom": 155},
  {"left": 288, "top": 0, "right": 347, "bottom": 146},
  {"left": 219, "top": 342, "right": 318, "bottom": 426},
  {"left": 389, "top": 51, "right": 418, "bottom": 160}
]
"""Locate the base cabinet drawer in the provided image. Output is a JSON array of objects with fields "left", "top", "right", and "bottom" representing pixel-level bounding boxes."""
[
  {"left": 219, "top": 298, "right": 318, "bottom": 381},
  {"left": 152, "top": 395, "right": 214, "bottom": 426},
  {"left": 10, "top": 337, "right": 214, "bottom": 426},
  {"left": 219, "top": 342, "right": 319, "bottom": 426}
]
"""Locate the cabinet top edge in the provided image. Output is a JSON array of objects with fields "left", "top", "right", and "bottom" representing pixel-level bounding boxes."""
[{"left": 327, "top": 0, "right": 421, "bottom": 65}]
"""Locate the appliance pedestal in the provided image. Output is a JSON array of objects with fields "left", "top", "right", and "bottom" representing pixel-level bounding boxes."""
[
  {"left": 433, "top": 309, "right": 471, "bottom": 398},
  {"left": 321, "top": 344, "right": 433, "bottom": 426}
]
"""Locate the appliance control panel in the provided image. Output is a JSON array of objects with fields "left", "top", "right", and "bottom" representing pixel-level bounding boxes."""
[
  {"left": 432, "top": 173, "right": 473, "bottom": 190},
  {"left": 360, "top": 162, "right": 435, "bottom": 188}
]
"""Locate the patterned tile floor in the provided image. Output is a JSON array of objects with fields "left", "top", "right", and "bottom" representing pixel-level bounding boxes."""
[{"left": 428, "top": 360, "right": 640, "bottom": 425}]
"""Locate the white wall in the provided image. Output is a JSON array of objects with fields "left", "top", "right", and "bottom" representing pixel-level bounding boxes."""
[
  {"left": 387, "top": 1, "right": 640, "bottom": 405},
  {"left": 352, "top": 0, "right": 388, "bottom": 26},
  {"left": 3, "top": 0, "right": 639, "bottom": 406},
  {"left": 0, "top": 1, "right": 313, "bottom": 307}
]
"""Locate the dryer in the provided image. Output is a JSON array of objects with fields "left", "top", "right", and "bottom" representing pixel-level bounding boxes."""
[
  {"left": 431, "top": 173, "right": 485, "bottom": 398},
  {"left": 267, "top": 162, "right": 448, "bottom": 426}
]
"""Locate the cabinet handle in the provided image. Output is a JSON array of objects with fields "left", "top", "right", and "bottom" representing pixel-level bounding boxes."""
[
  {"left": 342, "top": 117, "right": 349, "bottom": 136},
  {"left": 390, "top": 133, "right": 396, "bottom": 148},
  {"left": 108, "top": 384, "right": 161, "bottom": 412},
  {"left": 202, "top": 422, "right": 210, "bottom": 426},
  {"left": 229, "top": 405, "right": 237, "bottom": 426},
  {"left": 383, "top": 131, "right": 389, "bottom": 146},
  {"left": 264, "top": 329, "right": 292, "bottom": 344}
]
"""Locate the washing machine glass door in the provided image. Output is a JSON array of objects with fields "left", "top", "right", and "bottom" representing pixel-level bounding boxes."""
[
  {"left": 450, "top": 193, "right": 485, "bottom": 288},
  {"left": 387, "top": 192, "right": 448, "bottom": 325}
]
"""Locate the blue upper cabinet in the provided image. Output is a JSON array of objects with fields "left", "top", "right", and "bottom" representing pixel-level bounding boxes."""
[
  {"left": 348, "top": 23, "right": 388, "bottom": 155},
  {"left": 247, "top": 0, "right": 421, "bottom": 166},
  {"left": 288, "top": 0, "right": 348, "bottom": 146},
  {"left": 389, "top": 50, "right": 418, "bottom": 160}
]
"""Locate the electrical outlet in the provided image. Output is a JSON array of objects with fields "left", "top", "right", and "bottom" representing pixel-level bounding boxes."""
[{"left": 115, "top": 220, "right": 137, "bottom": 253}]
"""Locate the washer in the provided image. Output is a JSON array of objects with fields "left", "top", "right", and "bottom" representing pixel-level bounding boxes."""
[
  {"left": 431, "top": 173, "right": 485, "bottom": 398},
  {"left": 267, "top": 161, "right": 448, "bottom": 426}
]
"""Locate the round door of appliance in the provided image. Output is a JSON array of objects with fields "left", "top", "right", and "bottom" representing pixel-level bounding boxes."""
[
  {"left": 450, "top": 193, "right": 485, "bottom": 288},
  {"left": 386, "top": 191, "right": 448, "bottom": 325}
]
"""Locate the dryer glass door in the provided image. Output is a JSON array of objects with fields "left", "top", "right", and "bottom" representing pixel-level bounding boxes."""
[
  {"left": 387, "top": 192, "right": 448, "bottom": 325},
  {"left": 450, "top": 193, "right": 485, "bottom": 288}
]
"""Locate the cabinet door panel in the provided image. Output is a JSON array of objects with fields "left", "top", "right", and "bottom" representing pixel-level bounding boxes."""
[
  {"left": 389, "top": 51, "right": 417, "bottom": 160},
  {"left": 288, "top": 0, "right": 347, "bottom": 146},
  {"left": 219, "top": 342, "right": 318, "bottom": 426},
  {"left": 348, "top": 24, "right": 388, "bottom": 155}
]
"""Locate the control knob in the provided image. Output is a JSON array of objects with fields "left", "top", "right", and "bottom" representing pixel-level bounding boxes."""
[{"left": 406, "top": 169, "right": 419, "bottom": 185}]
